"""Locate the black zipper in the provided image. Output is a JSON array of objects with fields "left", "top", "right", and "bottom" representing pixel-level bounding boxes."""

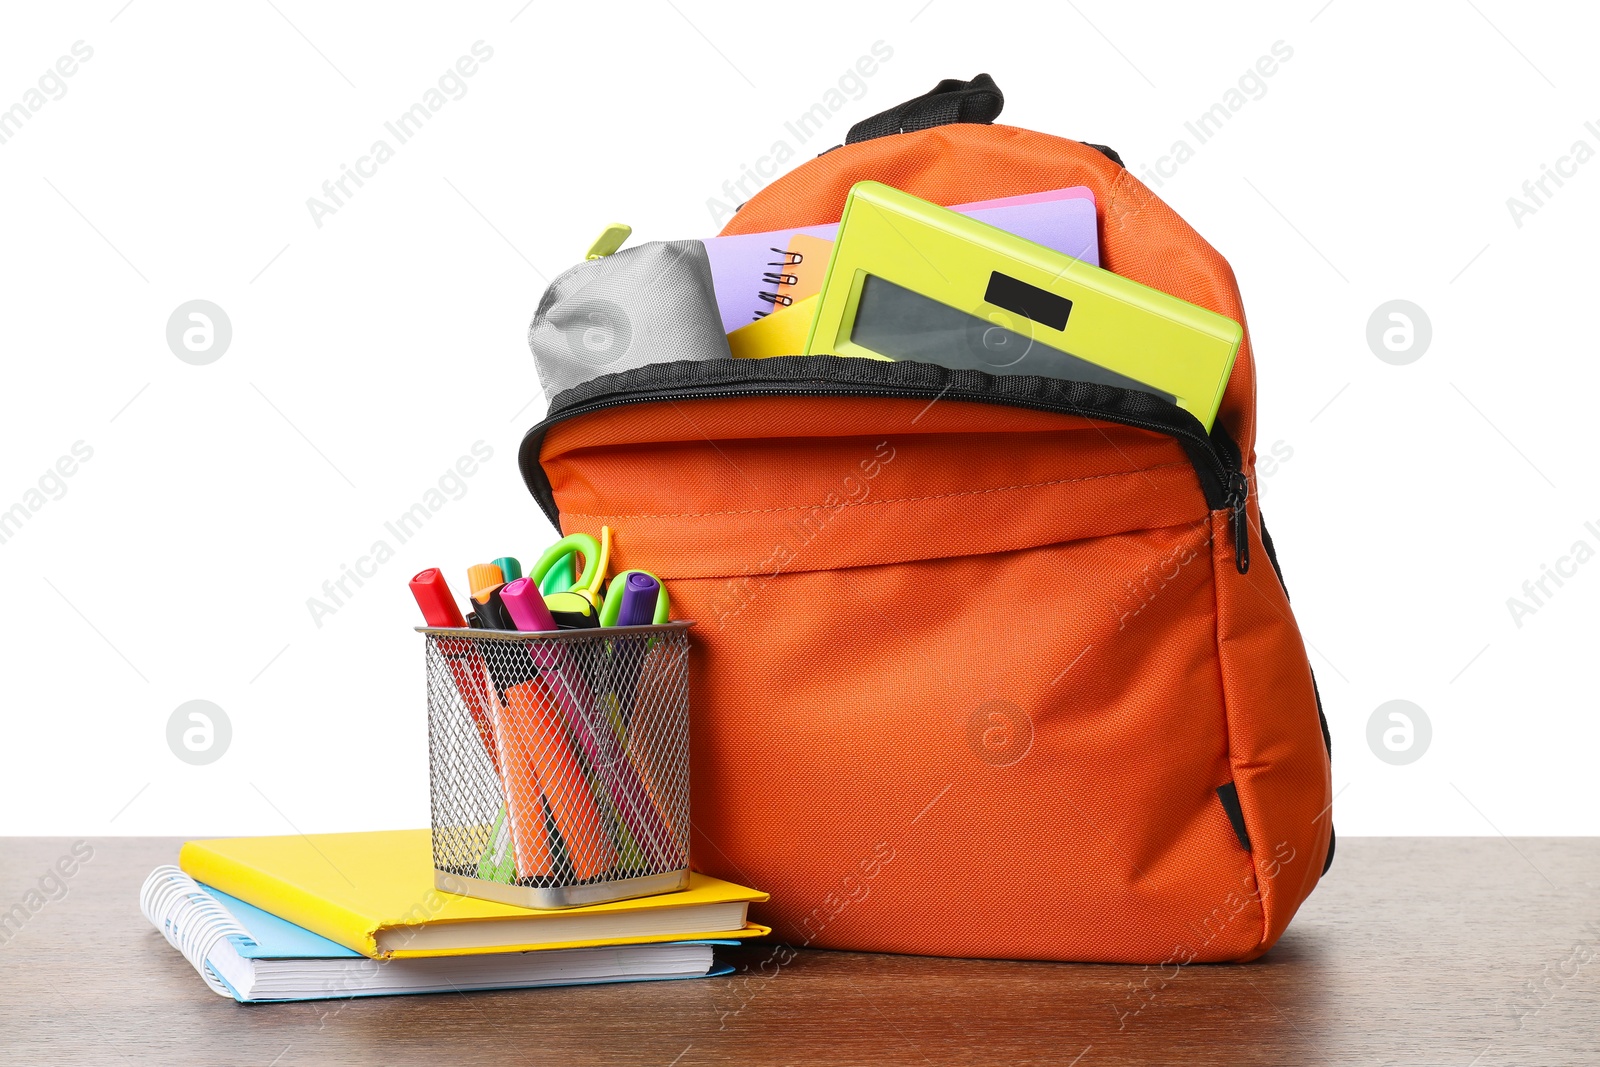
[
  {"left": 1226, "top": 471, "right": 1251, "bottom": 575},
  {"left": 518, "top": 357, "right": 1250, "bottom": 573}
]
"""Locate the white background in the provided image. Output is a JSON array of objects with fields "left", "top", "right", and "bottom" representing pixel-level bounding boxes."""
[{"left": 1, "top": 1, "right": 1594, "bottom": 837}]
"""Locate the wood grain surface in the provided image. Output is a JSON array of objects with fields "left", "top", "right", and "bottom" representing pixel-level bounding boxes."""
[{"left": 1, "top": 837, "right": 1596, "bottom": 1066}]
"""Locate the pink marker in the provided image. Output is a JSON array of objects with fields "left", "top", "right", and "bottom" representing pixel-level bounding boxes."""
[{"left": 500, "top": 577, "right": 559, "bottom": 632}]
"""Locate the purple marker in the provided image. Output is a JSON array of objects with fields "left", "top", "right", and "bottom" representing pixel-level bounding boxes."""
[{"left": 616, "top": 572, "right": 660, "bottom": 626}]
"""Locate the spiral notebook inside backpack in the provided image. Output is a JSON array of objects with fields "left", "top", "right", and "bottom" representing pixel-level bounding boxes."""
[{"left": 701, "top": 185, "right": 1098, "bottom": 331}]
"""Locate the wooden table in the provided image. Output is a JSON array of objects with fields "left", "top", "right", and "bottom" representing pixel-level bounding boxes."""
[{"left": 2, "top": 837, "right": 1595, "bottom": 1065}]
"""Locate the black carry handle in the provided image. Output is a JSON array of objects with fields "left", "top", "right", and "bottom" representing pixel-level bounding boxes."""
[
  {"left": 843, "top": 74, "right": 1125, "bottom": 167},
  {"left": 846, "top": 73, "right": 1004, "bottom": 144}
]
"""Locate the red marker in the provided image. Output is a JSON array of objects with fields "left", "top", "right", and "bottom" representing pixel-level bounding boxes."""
[
  {"left": 409, "top": 568, "right": 467, "bottom": 628},
  {"left": 409, "top": 568, "right": 498, "bottom": 775}
]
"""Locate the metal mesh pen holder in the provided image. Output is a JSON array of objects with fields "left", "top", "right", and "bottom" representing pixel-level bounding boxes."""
[{"left": 423, "top": 621, "right": 692, "bottom": 909}]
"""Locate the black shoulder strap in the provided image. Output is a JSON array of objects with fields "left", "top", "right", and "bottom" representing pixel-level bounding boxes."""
[{"left": 846, "top": 74, "right": 1004, "bottom": 144}]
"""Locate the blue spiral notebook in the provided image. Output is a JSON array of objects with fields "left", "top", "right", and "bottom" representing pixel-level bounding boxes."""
[{"left": 141, "top": 866, "right": 733, "bottom": 1004}]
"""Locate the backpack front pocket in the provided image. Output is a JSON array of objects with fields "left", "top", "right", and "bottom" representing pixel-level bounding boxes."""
[{"left": 525, "top": 357, "right": 1273, "bottom": 962}]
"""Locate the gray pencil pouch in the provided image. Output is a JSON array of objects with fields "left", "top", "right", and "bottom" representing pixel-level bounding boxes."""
[{"left": 528, "top": 240, "right": 732, "bottom": 401}]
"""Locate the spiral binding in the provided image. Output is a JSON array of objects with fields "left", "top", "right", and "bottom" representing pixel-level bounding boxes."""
[
  {"left": 753, "top": 247, "right": 803, "bottom": 320},
  {"left": 139, "top": 865, "right": 250, "bottom": 998}
]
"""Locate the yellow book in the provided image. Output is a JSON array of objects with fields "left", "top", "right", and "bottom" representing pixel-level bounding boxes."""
[{"left": 179, "top": 830, "right": 769, "bottom": 959}]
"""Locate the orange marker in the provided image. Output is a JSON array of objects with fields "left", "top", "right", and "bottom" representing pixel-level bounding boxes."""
[
  {"left": 500, "top": 678, "right": 617, "bottom": 881},
  {"left": 467, "top": 563, "right": 505, "bottom": 597},
  {"left": 487, "top": 683, "right": 555, "bottom": 879},
  {"left": 466, "top": 563, "right": 510, "bottom": 628}
]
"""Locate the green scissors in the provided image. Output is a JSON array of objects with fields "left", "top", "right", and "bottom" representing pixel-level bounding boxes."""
[
  {"left": 530, "top": 530, "right": 670, "bottom": 625},
  {"left": 531, "top": 532, "right": 603, "bottom": 601}
]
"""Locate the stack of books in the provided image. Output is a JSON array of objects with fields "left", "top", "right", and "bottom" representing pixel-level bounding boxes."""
[{"left": 141, "top": 829, "right": 767, "bottom": 1003}]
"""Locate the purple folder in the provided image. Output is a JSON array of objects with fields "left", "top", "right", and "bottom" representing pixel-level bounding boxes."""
[{"left": 702, "top": 187, "right": 1098, "bottom": 332}]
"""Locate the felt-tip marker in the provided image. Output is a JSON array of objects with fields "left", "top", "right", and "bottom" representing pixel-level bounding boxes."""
[
  {"left": 409, "top": 568, "right": 467, "bottom": 628},
  {"left": 467, "top": 563, "right": 511, "bottom": 630},
  {"left": 501, "top": 577, "right": 559, "bottom": 632},
  {"left": 616, "top": 572, "right": 661, "bottom": 627},
  {"left": 408, "top": 567, "right": 499, "bottom": 774}
]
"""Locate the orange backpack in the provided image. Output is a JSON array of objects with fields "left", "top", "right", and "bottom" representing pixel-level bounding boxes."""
[{"left": 520, "top": 78, "right": 1333, "bottom": 964}]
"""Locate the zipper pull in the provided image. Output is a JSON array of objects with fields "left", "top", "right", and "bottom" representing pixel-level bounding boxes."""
[
  {"left": 585, "top": 223, "right": 633, "bottom": 260},
  {"left": 1227, "top": 472, "right": 1250, "bottom": 574}
]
